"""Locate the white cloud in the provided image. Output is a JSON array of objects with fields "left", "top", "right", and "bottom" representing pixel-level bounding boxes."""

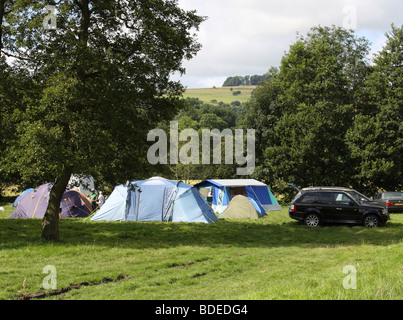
[{"left": 172, "top": 0, "right": 403, "bottom": 88}]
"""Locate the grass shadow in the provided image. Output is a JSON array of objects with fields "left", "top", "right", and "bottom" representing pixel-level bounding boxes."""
[{"left": 1, "top": 213, "right": 402, "bottom": 250}]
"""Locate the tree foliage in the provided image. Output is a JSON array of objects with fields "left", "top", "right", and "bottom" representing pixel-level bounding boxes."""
[
  {"left": 2, "top": 0, "right": 205, "bottom": 239},
  {"left": 346, "top": 24, "right": 403, "bottom": 193},
  {"left": 244, "top": 25, "right": 403, "bottom": 197},
  {"left": 222, "top": 73, "right": 271, "bottom": 87},
  {"left": 161, "top": 97, "right": 244, "bottom": 182}
]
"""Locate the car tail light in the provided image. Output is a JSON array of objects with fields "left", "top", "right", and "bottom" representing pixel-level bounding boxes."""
[
  {"left": 290, "top": 204, "right": 297, "bottom": 212},
  {"left": 386, "top": 201, "right": 394, "bottom": 206}
]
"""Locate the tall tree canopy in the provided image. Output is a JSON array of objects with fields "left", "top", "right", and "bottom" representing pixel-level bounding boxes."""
[
  {"left": 246, "top": 24, "right": 402, "bottom": 198},
  {"left": 245, "top": 26, "right": 371, "bottom": 194},
  {"left": 0, "top": 0, "right": 30, "bottom": 198},
  {"left": 2, "top": 0, "right": 205, "bottom": 239},
  {"left": 346, "top": 24, "right": 403, "bottom": 193}
]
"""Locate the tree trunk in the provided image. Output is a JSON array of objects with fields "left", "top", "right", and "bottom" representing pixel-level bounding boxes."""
[{"left": 41, "top": 168, "right": 72, "bottom": 240}]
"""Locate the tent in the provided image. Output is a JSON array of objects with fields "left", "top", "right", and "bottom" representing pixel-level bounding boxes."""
[
  {"left": 219, "top": 195, "right": 263, "bottom": 219},
  {"left": 12, "top": 188, "right": 34, "bottom": 207},
  {"left": 247, "top": 197, "right": 266, "bottom": 215},
  {"left": 9, "top": 183, "right": 92, "bottom": 219},
  {"left": 91, "top": 177, "right": 217, "bottom": 223},
  {"left": 194, "top": 179, "right": 281, "bottom": 214}
]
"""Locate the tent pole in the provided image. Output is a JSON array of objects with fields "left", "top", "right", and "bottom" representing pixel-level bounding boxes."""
[
  {"left": 161, "top": 188, "right": 166, "bottom": 221},
  {"left": 250, "top": 187, "right": 265, "bottom": 207},
  {"left": 136, "top": 191, "right": 141, "bottom": 221}
]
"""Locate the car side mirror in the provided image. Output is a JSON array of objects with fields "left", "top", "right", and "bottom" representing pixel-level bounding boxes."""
[{"left": 349, "top": 201, "right": 355, "bottom": 206}]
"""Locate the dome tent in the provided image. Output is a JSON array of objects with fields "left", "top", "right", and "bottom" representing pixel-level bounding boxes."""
[
  {"left": 219, "top": 195, "right": 263, "bottom": 219},
  {"left": 9, "top": 183, "right": 92, "bottom": 219},
  {"left": 247, "top": 197, "right": 266, "bottom": 215},
  {"left": 91, "top": 177, "right": 217, "bottom": 223},
  {"left": 12, "top": 188, "right": 34, "bottom": 207}
]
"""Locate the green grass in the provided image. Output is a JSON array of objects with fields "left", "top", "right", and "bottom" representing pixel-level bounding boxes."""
[
  {"left": 182, "top": 86, "right": 256, "bottom": 105},
  {"left": 0, "top": 202, "right": 402, "bottom": 300}
]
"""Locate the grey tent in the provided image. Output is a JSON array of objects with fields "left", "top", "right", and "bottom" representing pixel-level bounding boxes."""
[{"left": 219, "top": 195, "right": 263, "bottom": 219}]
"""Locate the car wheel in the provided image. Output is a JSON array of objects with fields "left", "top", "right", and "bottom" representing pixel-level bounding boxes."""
[
  {"left": 304, "top": 213, "right": 320, "bottom": 228},
  {"left": 363, "top": 214, "right": 379, "bottom": 228}
]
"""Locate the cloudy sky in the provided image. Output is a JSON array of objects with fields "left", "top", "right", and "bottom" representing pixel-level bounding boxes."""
[{"left": 171, "top": 0, "right": 403, "bottom": 89}]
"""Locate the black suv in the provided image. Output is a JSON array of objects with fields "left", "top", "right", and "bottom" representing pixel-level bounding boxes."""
[{"left": 289, "top": 187, "right": 389, "bottom": 227}]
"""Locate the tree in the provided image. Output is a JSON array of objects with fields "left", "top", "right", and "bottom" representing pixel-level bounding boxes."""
[
  {"left": 0, "top": 60, "right": 31, "bottom": 198},
  {"left": 230, "top": 100, "right": 240, "bottom": 106},
  {"left": 222, "top": 76, "right": 243, "bottom": 87},
  {"left": 199, "top": 113, "right": 228, "bottom": 131},
  {"left": 0, "top": 0, "right": 32, "bottom": 198},
  {"left": 0, "top": 1, "right": 11, "bottom": 198},
  {"left": 346, "top": 24, "right": 403, "bottom": 193},
  {"left": 4, "top": 0, "right": 205, "bottom": 240},
  {"left": 245, "top": 26, "right": 371, "bottom": 191},
  {"left": 222, "top": 73, "right": 272, "bottom": 87}
]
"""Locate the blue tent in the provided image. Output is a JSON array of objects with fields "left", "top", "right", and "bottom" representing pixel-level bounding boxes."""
[
  {"left": 91, "top": 177, "right": 217, "bottom": 223},
  {"left": 194, "top": 179, "right": 281, "bottom": 214}
]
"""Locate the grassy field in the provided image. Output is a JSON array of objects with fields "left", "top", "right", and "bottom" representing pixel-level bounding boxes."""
[
  {"left": 1, "top": 199, "right": 402, "bottom": 301},
  {"left": 182, "top": 86, "right": 256, "bottom": 105}
]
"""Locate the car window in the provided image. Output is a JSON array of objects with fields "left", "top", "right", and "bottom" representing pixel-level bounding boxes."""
[
  {"left": 300, "top": 192, "right": 319, "bottom": 203},
  {"left": 345, "top": 191, "right": 361, "bottom": 203},
  {"left": 385, "top": 193, "right": 403, "bottom": 200},
  {"left": 334, "top": 192, "right": 352, "bottom": 205},
  {"left": 353, "top": 191, "right": 370, "bottom": 201},
  {"left": 318, "top": 192, "right": 333, "bottom": 204}
]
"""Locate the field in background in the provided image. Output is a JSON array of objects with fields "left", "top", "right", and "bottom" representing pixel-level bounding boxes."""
[
  {"left": 1, "top": 202, "right": 402, "bottom": 300},
  {"left": 182, "top": 86, "right": 256, "bottom": 105}
]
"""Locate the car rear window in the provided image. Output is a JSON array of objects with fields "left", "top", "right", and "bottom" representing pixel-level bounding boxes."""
[
  {"left": 300, "top": 192, "right": 319, "bottom": 203},
  {"left": 385, "top": 193, "right": 403, "bottom": 200}
]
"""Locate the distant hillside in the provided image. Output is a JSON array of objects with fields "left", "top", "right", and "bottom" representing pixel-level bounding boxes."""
[{"left": 182, "top": 86, "right": 256, "bottom": 105}]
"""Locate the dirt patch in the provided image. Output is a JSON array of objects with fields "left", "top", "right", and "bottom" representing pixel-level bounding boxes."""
[
  {"left": 168, "top": 261, "right": 195, "bottom": 268},
  {"left": 17, "top": 274, "right": 133, "bottom": 300}
]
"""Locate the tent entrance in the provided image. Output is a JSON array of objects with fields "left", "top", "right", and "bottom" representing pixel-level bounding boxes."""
[
  {"left": 198, "top": 187, "right": 213, "bottom": 204},
  {"left": 228, "top": 187, "right": 247, "bottom": 199},
  {"left": 125, "top": 185, "right": 177, "bottom": 221}
]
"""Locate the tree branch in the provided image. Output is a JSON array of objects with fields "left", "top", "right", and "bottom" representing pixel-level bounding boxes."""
[{"left": 0, "top": 49, "right": 34, "bottom": 61}]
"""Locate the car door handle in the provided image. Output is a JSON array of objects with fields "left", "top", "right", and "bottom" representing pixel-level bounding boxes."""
[{"left": 336, "top": 208, "right": 343, "bottom": 210}]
